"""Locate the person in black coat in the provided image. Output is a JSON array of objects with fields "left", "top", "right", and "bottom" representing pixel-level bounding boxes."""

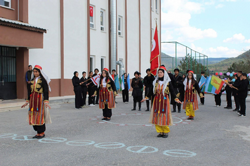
[
  {"left": 223, "top": 77, "right": 233, "bottom": 109},
  {"left": 131, "top": 71, "right": 143, "bottom": 111},
  {"left": 143, "top": 68, "right": 155, "bottom": 111},
  {"left": 122, "top": 73, "right": 129, "bottom": 103},
  {"left": 87, "top": 71, "right": 95, "bottom": 106},
  {"left": 234, "top": 73, "right": 249, "bottom": 116},
  {"left": 168, "top": 68, "right": 183, "bottom": 113},
  {"left": 80, "top": 71, "right": 88, "bottom": 107},
  {"left": 72, "top": 71, "right": 83, "bottom": 109},
  {"left": 232, "top": 71, "right": 242, "bottom": 111}
]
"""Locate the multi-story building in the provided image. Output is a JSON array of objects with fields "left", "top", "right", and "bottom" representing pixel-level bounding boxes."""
[{"left": 0, "top": 0, "right": 161, "bottom": 100}]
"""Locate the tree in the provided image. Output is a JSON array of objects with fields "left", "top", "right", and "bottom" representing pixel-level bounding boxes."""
[
  {"left": 228, "top": 60, "right": 250, "bottom": 73},
  {"left": 178, "top": 56, "right": 209, "bottom": 75}
]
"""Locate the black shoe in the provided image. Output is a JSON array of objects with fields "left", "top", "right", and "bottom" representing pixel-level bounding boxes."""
[
  {"left": 162, "top": 134, "right": 168, "bottom": 138},
  {"left": 224, "top": 107, "right": 229, "bottom": 109},
  {"left": 145, "top": 109, "right": 149, "bottom": 111},
  {"left": 37, "top": 134, "right": 45, "bottom": 139},
  {"left": 102, "top": 118, "right": 107, "bottom": 120},
  {"left": 139, "top": 108, "right": 141, "bottom": 111},
  {"left": 187, "top": 117, "right": 194, "bottom": 120},
  {"left": 131, "top": 109, "right": 136, "bottom": 111},
  {"left": 33, "top": 135, "right": 39, "bottom": 139},
  {"left": 233, "top": 109, "right": 239, "bottom": 111},
  {"left": 157, "top": 134, "right": 163, "bottom": 137},
  {"left": 106, "top": 118, "right": 111, "bottom": 121},
  {"left": 178, "top": 111, "right": 181, "bottom": 113},
  {"left": 172, "top": 110, "right": 176, "bottom": 113},
  {"left": 227, "top": 107, "right": 232, "bottom": 109}
]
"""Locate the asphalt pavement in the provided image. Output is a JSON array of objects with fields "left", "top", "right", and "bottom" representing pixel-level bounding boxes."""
[{"left": 0, "top": 94, "right": 250, "bottom": 166}]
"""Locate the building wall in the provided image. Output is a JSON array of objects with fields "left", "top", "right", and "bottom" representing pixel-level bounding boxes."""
[
  {"left": 64, "top": 0, "right": 88, "bottom": 79},
  {"left": 28, "top": 0, "right": 61, "bottom": 79},
  {"left": 140, "top": 0, "right": 151, "bottom": 77},
  {"left": 117, "top": 0, "right": 126, "bottom": 75},
  {"left": 127, "top": 0, "right": 140, "bottom": 77},
  {"left": 90, "top": 0, "right": 109, "bottom": 72}
]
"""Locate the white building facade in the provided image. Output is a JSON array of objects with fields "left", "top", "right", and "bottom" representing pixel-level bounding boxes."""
[{"left": 0, "top": 0, "right": 161, "bottom": 99}]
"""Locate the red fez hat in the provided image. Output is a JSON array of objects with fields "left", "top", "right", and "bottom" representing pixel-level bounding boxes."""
[
  {"left": 234, "top": 73, "right": 237, "bottom": 75},
  {"left": 159, "top": 66, "right": 167, "bottom": 71},
  {"left": 215, "top": 72, "right": 218, "bottom": 76},
  {"left": 103, "top": 68, "right": 109, "bottom": 72},
  {"left": 34, "top": 65, "right": 42, "bottom": 70},
  {"left": 188, "top": 70, "right": 194, "bottom": 74}
]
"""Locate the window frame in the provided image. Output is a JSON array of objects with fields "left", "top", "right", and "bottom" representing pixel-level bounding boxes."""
[
  {"left": 2, "top": 0, "right": 11, "bottom": 8},
  {"left": 151, "top": 0, "right": 154, "bottom": 11},
  {"left": 118, "top": 16, "right": 123, "bottom": 36},
  {"left": 90, "top": 5, "right": 95, "bottom": 29},
  {"left": 90, "top": 56, "right": 95, "bottom": 72},
  {"left": 100, "top": 9, "right": 105, "bottom": 32},
  {"left": 155, "top": 0, "right": 158, "bottom": 13},
  {"left": 101, "top": 57, "right": 105, "bottom": 71}
]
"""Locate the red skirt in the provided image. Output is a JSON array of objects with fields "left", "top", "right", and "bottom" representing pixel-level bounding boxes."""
[
  {"left": 99, "top": 87, "right": 115, "bottom": 109},
  {"left": 28, "top": 92, "right": 45, "bottom": 125}
]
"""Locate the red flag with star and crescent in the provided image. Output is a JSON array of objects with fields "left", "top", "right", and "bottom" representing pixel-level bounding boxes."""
[{"left": 150, "top": 26, "right": 159, "bottom": 76}]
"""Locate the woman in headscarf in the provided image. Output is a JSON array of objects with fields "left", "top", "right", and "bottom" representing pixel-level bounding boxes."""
[
  {"left": 72, "top": 71, "right": 83, "bottom": 109},
  {"left": 92, "top": 68, "right": 117, "bottom": 121},
  {"left": 21, "top": 65, "right": 52, "bottom": 139},
  {"left": 183, "top": 71, "right": 204, "bottom": 120},
  {"left": 141, "top": 66, "right": 181, "bottom": 138}
]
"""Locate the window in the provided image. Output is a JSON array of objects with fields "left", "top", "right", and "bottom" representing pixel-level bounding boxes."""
[
  {"left": 90, "top": 5, "right": 95, "bottom": 29},
  {"left": 101, "top": 58, "right": 105, "bottom": 71},
  {"left": 90, "top": 56, "right": 94, "bottom": 72},
  {"left": 155, "top": 0, "right": 158, "bottom": 13},
  {"left": 118, "top": 16, "right": 123, "bottom": 36},
  {"left": 100, "top": 9, "right": 105, "bottom": 31},
  {"left": 151, "top": 0, "right": 154, "bottom": 11},
  {"left": 0, "top": 0, "right": 11, "bottom": 8}
]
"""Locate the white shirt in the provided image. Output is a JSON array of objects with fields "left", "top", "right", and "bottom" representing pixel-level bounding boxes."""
[
  {"left": 158, "top": 80, "right": 164, "bottom": 86},
  {"left": 35, "top": 76, "right": 40, "bottom": 83},
  {"left": 188, "top": 80, "right": 192, "bottom": 89},
  {"left": 102, "top": 78, "right": 107, "bottom": 87}
]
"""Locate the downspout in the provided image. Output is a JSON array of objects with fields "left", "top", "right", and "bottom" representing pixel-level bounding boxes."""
[
  {"left": 116, "top": 59, "right": 125, "bottom": 77},
  {"left": 18, "top": 0, "right": 19, "bottom": 21},
  {"left": 110, "top": 0, "right": 117, "bottom": 71}
]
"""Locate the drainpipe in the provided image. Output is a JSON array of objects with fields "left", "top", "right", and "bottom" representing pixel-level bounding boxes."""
[
  {"left": 17, "top": 0, "right": 19, "bottom": 21},
  {"left": 116, "top": 59, "right": 125, "bottom": 77},
  {"left": 110, "top": 0, "right": 117, "bottom": 71}
]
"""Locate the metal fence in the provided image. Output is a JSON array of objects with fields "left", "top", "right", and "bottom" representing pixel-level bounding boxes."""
[{"left": 161, "top": 41, "right": 209, "bottom": 79}]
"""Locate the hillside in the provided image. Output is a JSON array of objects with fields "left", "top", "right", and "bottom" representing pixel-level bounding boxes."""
[
  {"left": 161, "top": 52, "right": 227, "bottom": 70},
  {"left": 208, "top": 49, "right": 250, "bottom": 72}
]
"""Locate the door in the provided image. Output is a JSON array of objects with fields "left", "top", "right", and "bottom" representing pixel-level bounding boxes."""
[{"left": 0, "top": 46, "right": 17, "bottom": 100}]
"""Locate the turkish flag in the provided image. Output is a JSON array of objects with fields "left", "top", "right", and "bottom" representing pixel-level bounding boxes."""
[
  {"left": 150, "top": 26, "right": 159, "bottom": 76},
  {"left": 90, "top": 6, "right": 93, "bottom": 17}
]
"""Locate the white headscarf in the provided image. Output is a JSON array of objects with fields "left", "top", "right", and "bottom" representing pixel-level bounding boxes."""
[
  {"left": 31, "top": 65, "right": 51, "bottom": 92},
  {"left": 153, "top": 69, "right": 171, "bottom": 94}
]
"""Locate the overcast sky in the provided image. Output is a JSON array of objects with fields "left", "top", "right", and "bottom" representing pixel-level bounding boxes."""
[{"left": 161, "top": 0, "right": 250, "bottom": 58}]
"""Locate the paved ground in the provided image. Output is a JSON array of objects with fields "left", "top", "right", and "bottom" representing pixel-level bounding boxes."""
[{"left": 0, "top": 94, "right": 250, "bottom": 166}]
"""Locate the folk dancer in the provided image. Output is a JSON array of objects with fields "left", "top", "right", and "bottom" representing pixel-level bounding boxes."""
[
  {"left": 183, "top": 71, "right": 204, "bottom": 120},
  {"left": 21, "top": 65, "right": 52, "bottom": 139},
  {"left": 141, "top": 66, "right": 181, "bottom": 138}
]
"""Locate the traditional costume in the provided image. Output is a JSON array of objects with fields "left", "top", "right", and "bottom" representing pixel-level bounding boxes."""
[
  {"left": 131, "top": 71, "right": 143, "bottom": 111},
  {"left": 145, "top": 66, "right": 179, "bottom": 138},
  {"left": 143, "top": 68, "right": 155, "bottom": 111},
  {"left": 183, "top": 71, "right": 203, "bottom": 120},
  {"left": 26, "top": 65, "right": 51, "bottom": 139},
  {"left": 95, "top": 68, "right": 117, "bottom": 121}
]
